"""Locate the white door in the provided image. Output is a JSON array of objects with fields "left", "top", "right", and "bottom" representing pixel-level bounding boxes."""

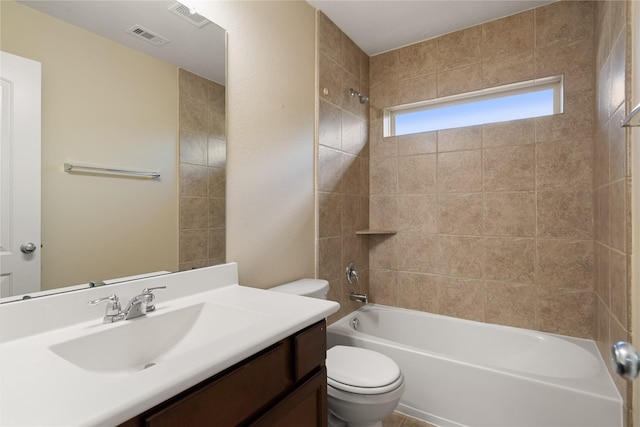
[{"left": 0, "top": 51, "right": 41, "bottom": 298}]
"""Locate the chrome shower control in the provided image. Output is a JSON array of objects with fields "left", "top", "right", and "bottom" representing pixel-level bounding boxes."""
[{"left": 611, "top": 341, "right": 640, "bottom": 381}]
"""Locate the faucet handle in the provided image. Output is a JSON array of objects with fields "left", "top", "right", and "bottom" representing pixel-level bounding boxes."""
[
  {"left": 141, "top": 286, "right": 166, "bottom": 312},
  {"left": 88, "top": 295, "right": 124, "bottom": 323}
]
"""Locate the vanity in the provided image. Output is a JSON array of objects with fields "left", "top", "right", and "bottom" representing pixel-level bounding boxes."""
[{"left": 0, "top": 263, "right": 339, "bottom": 426}]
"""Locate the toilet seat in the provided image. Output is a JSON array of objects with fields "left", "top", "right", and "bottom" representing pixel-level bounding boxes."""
[{"left": 326, "top": 346, "right": 403, "bottom": 395}]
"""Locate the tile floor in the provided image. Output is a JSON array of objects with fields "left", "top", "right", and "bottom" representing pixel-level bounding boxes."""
[{"left": 382, "top": 412, "right": 438, "bottom": 427}]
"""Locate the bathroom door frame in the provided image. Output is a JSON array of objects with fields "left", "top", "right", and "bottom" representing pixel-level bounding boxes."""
[{"left": 0, "top": 51, "right": 42, "bottom": 298}]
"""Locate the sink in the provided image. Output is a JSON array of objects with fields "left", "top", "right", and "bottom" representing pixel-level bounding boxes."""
[{"left": 50, "top": 303, "right": 267, "bottom": 373}]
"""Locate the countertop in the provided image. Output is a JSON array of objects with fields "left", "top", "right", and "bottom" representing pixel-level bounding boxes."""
[{"left": 0, "top": 264, "right": 339, "bottom": 426}]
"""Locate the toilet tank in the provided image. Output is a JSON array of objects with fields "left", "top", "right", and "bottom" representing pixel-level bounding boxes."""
[{"left": 269, "top": 279, "right": 329, "bottom": 299}]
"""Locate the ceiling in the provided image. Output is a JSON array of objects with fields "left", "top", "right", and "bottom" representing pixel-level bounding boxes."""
[
  {"left": 17, "top": 0, "right": 226, "bottom": 84},
  {"left": 306, "top": 0, "right": 556, "bottom": 56},
  {"left": 17, "top": 0, "right": 556, "bottom": 84}
]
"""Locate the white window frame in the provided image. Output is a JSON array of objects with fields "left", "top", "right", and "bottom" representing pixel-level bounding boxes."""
[{"left": 384, "top": 75, "right": 564, "bottom": 137}]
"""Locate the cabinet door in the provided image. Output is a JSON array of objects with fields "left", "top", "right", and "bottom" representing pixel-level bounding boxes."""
[
  {"left": 249, "top": 368, "right": 327, "bottom": 427},
  {"left": 146, "top": 343, "right": 291, "bottom": 427}
]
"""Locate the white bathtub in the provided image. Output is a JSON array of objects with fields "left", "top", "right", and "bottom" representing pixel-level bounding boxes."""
[{"left": 327, "top": 304, "right": 622, "bottom": 427}]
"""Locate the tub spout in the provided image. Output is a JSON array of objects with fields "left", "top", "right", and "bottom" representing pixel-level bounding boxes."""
[{"left": 349, "top": 292, "right": 368, "bottom": 304}]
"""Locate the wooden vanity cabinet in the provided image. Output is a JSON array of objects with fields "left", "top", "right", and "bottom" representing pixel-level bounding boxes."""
[{"left": 119, "top": 320, "right": 327, "bottom": 427}]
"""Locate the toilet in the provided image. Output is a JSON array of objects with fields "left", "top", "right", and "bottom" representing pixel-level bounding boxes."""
[{"left": 270, "top": 279, "right": 405, "bottom": 427}]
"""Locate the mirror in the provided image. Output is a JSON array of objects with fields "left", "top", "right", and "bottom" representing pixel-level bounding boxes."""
[{"left": 0, "top": 0, "right": 226, "bottom": 301}]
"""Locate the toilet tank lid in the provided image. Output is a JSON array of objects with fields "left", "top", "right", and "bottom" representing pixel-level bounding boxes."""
[{"left": 270, "top": 278, "right": 329, "bottom": 295}]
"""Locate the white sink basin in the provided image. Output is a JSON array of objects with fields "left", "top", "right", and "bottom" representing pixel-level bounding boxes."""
[{"left": 50, "top": 302, "right": 267, "bottom": 374}]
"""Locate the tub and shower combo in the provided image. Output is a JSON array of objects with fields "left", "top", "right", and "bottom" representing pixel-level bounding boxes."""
[{"left": 328, "top": 304, "right": 622, "bottom": 427}]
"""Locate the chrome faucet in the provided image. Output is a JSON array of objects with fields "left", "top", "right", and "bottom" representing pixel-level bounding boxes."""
[
  {"left": 349, "top": 292, "right": 368, "bottom": 304},
  {"left": 88, "top": 286, "right": 166, "bottom": 323}
]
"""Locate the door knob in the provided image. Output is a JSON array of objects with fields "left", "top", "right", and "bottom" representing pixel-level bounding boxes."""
[
  {"left": 20, "top": 242, "right": 37, "bottom": 254},
  {"left": 611, "top": 341, "right": 640, "bottom": 381}
]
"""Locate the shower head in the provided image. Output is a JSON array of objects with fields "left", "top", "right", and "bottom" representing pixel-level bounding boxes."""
[{"left": 349, "top": 88, "right": 369, "bottom": 104}]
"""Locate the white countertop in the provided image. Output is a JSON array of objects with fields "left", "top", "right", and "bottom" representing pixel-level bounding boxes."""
[{"left": 0, "top": 264, "right": 339, "bottom": 426}]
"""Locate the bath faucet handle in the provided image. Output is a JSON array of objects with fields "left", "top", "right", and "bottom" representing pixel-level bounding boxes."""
[
  {"left": 88, "top": 294, "right": 125, "bottom": 323},
  {"left": 141, "top": 286, "right": 166, "bottom": 312}
]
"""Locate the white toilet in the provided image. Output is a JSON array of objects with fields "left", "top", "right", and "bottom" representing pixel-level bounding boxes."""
[{"left": 270, "top": 279, "right": 405, "bottom": 427}]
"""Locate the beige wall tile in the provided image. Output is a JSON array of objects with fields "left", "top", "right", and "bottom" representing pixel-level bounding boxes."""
[
  {"left": 398, "top": 154, "right": 437, "bottom": 194},
  {"left": 397, "top": 232, "right": 440, "bottom": 273},
  {"left": 437, "top": 26, "right": 482, "bottom": 71},
  {"left": 483, "top": 51, "right": 534, "bottom": 88},
  {"left": 342, "top": 193, "right": 364, "bottom": 233},
  {"left": 535, "top": 90, "right": 595, "bottom": 143},
  {"left": 319, "top": 53, "right": 343, "bottom": 108},
  {"left": 317, "top": 11, "right": 342, "bottom": 62},
  {"left": 319, "top": 100, "right": 342, "bottom": 149},
  {"left": 180, "top": 164, "right": 208, "bottom": 197},
  {"left": 536, "top": 38, "right": 595, "bottom": 93},
  {"left": 208, "top": 227, "right": 225, "bottom": 260},
  {"left": 397, "top": 195, "right": 438, "bottom": 233},
  {"left": 397, "top": 132, "right": 437, "bottom": 156},
  {"left": 595, "top": 185, "right": 611, "bottom": 245},
  {"left": 595, "top": 242, "right": 610, "bottom": 308},
  {"left": 485, "top": 281, "right": 536, "bottom": 329},
  {"left": 370, "top": 157, "right": 397, "bottom": 195},
  {"left": 609, "top": 179, "right": 627, "bottom": 252},
  {"left": 437, "top": 63, "right": 482, "bottom": 97},
  {"left": 536, "top": 138, "right": 593, "bottom": 190},
  {"left": 370, "top": 196, "right": 397, "bottom": 231},
  {"left": 369, "top": 268, "right": 398, "bottom": 305},
  {"left": 208, "top": 166, "right": 225, "bottom": 198},
  {"left": 440, "top": 235, "right": 484, "bottom": 278},
  {"left": 437, "top": 126, "right": 482, "bottom": 152},
  {"left": 609, "top": 105, "right": 627, "bottom": 181},
  {"left": 398, "top": 272, "right": 439, "bottom": 313},
  {"left": 180, "top": 130, "right": 207, "bottom": 165},
  {"left": 483, "top": 237, "right": 535, "bottom": 283},
  {"left": 393, "top": 39, "right": 437, "bottom": 81},
  {"left": 319, "top": 236, "right": 342, "bottom": 281},
  {"left": 535, "top": 1, "right": 594, "bottom": 49},
  {"left": 179, "top": 229, "right": 208, "bottom": 263},
  {"left": 536, "top": 190, "right": 594, "bottom": 239},
  {"left": 482, "top": 10, "right": 534, "bottom": 59},
  {"left": 482, "top": 119, "right": 534, "bottom": 148},
  {"left": 483, "top": 192, "right": 535, "bottom": 237},
  {"left": 438, "top": 276, "right": 484, "bottom": 321},
  {"left": 180, "top": 197, "right": 208, "bottom": 229},
  {"left": 208, "top": 197, "right": 225, "bottom": 229},
  {"left": 208, "top": 137, "right": 226, "bottom": 169},
  {"left": 610, "top": 250, "right": 628, "bottom": 329},
  {"left": 536, "top": 288, "right": 595, "bottom": 338},
  {"left": 319, "top": 192, "right": 342, "bottom": 238},
  {"left": 484, "top": 145, "right": 534, "bottom": 191},
  {"left": 437, "top": 150, "right": 482, "bottom": 192},
  {"left": 438, "top": 193, "right": 483, "bottom": 235},
  {"left": 342, "top": 34, "right": 362, "bottom": 79},
  {"left": 536, "top": 239, "right": 594, "bottom": 289},
  {"left": 609, "top": 32, "right": 626, "bottom": 115},
  {"left": 594, "top": 129, "right": 610, "bottom": 187},
  {"left": 370, "top": 235, "right": 398, "bottom": 270},
  {"left": 342, "top": 111, "right": 366, "bottom": 155}
]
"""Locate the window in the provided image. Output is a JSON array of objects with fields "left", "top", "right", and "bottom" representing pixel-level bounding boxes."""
[{"left": 385, "top": 76, "right": 563, "bottom": 137}]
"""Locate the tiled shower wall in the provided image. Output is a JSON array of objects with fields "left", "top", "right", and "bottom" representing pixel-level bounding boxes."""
[
  {"left": 594, "top": 0, "right": 633, "bottom": 418},
  {"left": 178, "top": 69, "right": 226, "bottom": 270},
  {"left": 367, "top": 1, "right": 597, "bottom": 338},
  {"left": 317, "top": 12, "right": 371, "bottom": 322}
]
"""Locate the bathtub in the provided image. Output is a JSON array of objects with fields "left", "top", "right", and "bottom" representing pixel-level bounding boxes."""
[{"left": 327, "top": 304, "right": 622, "bottom": 427}]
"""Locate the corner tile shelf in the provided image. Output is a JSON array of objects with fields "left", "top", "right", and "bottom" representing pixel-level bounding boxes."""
[{"left": 355, "top": 229, "right": 397, "bottom": 235}]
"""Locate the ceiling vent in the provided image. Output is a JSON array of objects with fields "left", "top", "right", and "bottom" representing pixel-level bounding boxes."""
[
  {"left": 125, "top": 25, "right": 169, "bottom": 46},
  {"left": 168, "top": 2, "right": 211, "bottom": 28}
]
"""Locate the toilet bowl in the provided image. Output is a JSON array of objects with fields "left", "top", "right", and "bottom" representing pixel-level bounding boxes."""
[
  {"left": 326, "top": 345, "right": 405, "bottom": 427},
  {"left": 270, "top": 279, "right": 405, "bottom": 427}
]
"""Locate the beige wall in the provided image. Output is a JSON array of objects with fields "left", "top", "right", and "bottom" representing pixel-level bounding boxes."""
[
  {"left": 594, "top": 0, "right": 634, "bottom": 422},
  {"left": 367, "top": 1, "right": 597, "bottom": 338},
  {"left": 178, "top": 70, "right": 226, "bottom": 270},
  {"left": 317, "top": 12, "right": 371, "bottom": 323},
  {"left": 197, "top": 1, "right": 317, "bottom": 288},
  {"left": 1, "top": 1, "right": 178, "bottom": 290}
]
